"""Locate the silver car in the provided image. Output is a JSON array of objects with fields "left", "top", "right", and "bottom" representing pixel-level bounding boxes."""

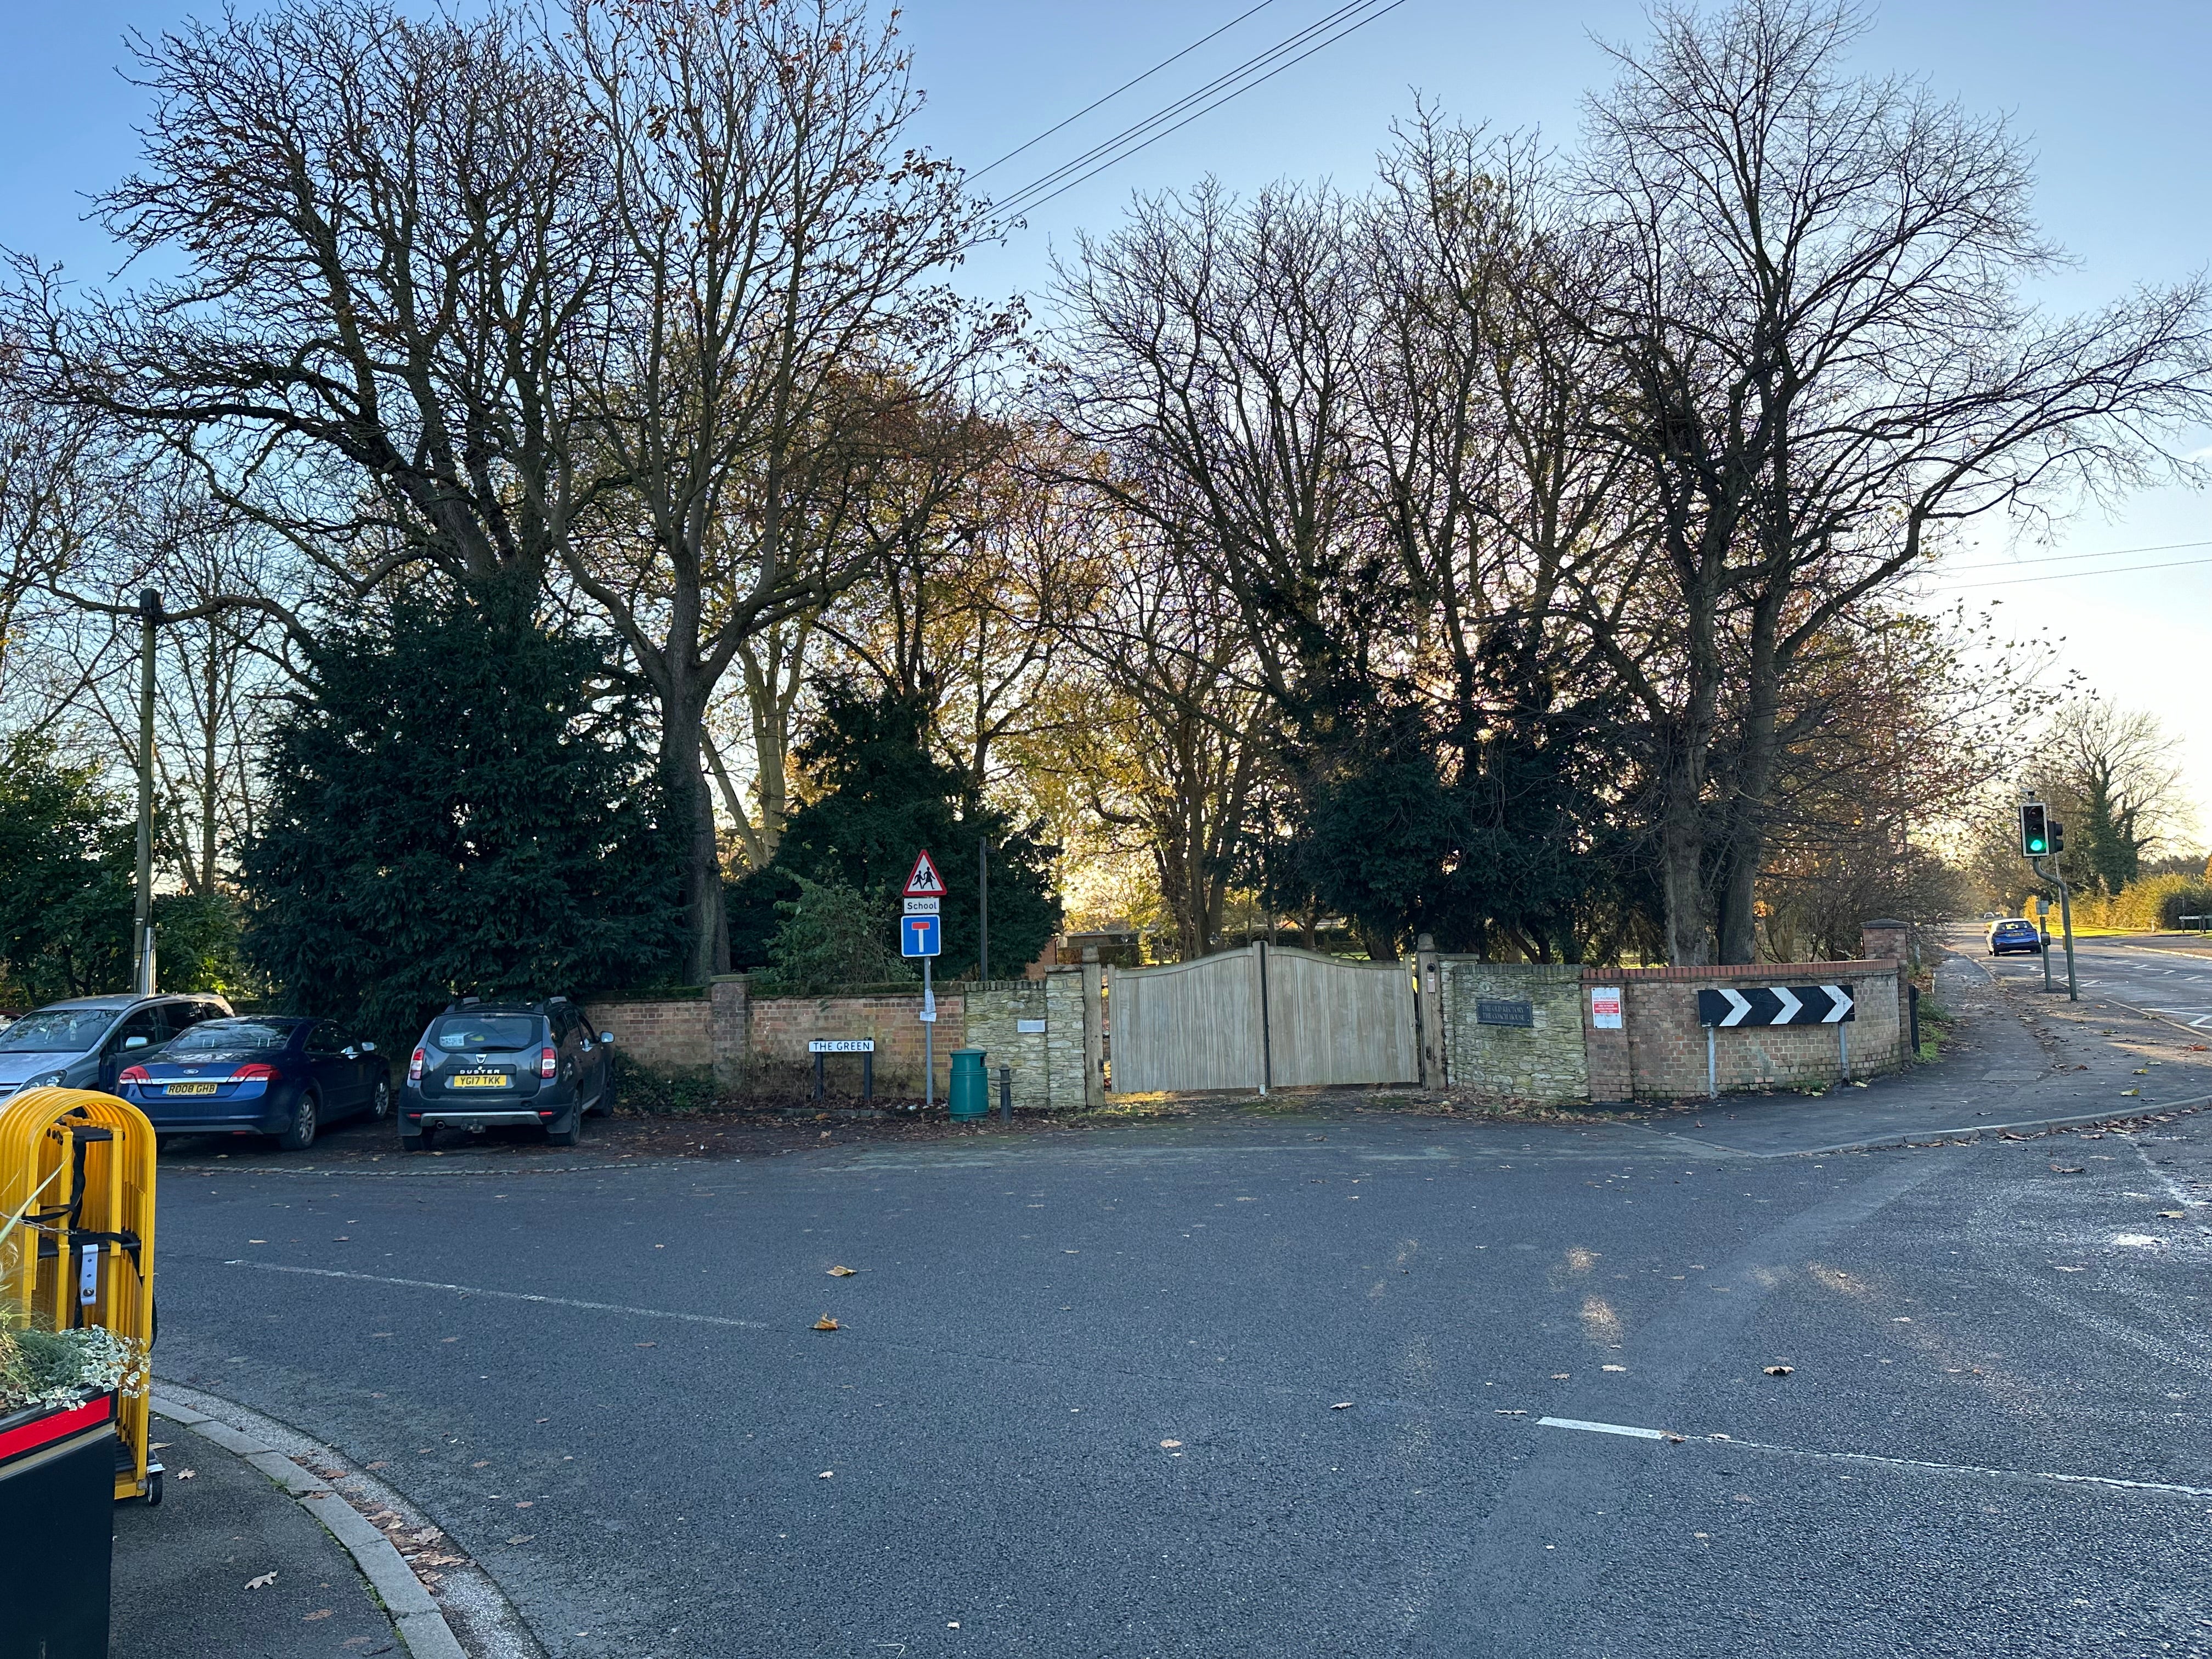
[{"left": 0, "top": 993, "right": 235, "bottom": 1098}]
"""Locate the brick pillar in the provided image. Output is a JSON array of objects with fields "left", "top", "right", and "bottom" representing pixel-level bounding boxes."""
[
  {"left": 1415, "top": 934, "right": 1445, "bottom": 1089},
  {"left": 710, "top": 973, "right": 749, "bottom": 1098},
  {"left": 1860, "top": 918, "right": 1908, "bottom": 964},
  {"left": 1080, "top": 947, "right": 1106, "bottom": 1110}
]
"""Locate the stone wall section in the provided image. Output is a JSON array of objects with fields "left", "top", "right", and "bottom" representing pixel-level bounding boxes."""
[
  {"left": 962, "top": 980, "right": 1052, "bottom": 1111},
  {"left": 1436, "top": 961, "right": 1588, "bottom": 1103},
  {"left": 1043, "top": 968, "right": 1093, "bottom": 1110}
]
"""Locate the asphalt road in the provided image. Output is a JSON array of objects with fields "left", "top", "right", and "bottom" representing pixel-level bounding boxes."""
[
  {"left": 1983, "top": 933, "right": 2212, "bottom": 1032},
  {"left": 140, "top": 1080, "right": 2212, "bottom": 1659}
]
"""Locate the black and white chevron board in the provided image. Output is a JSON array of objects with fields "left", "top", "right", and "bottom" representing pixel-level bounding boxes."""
[{"left": 1696, "top": 984, "right": 1855, "bottom": 1028}]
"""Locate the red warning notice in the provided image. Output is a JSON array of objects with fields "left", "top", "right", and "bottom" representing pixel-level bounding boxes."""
[{"left": 902, "top": 849, "right": 947, "bottom": 898}]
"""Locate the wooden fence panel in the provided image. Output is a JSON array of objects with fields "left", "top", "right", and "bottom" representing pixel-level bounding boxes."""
[
  {"left": 1108, "top": 948, "right": 1263, "bottom": 1094},
  {"left": 1263, "top": 947, "right": 1419, "bottom": 1087}
]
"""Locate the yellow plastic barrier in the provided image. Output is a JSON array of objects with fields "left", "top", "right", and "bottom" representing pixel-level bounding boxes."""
[{"left": 0, "top": 1088, "right": 159, "bottom": 1502}]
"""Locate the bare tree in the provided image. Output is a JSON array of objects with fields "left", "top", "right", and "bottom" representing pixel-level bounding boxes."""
[
  {"left": 1041, "top": 525, "right": 1269, "bottom": 961},
  {"left": 2036, "top": 700, "right": 2188, "bottom": 894},
  {"left": 7, "top": 1, "right": 617, "bottom": 614},
  {"left": 1572, "top": 0, "right": 2212, "bottom": 961},
  {"left": 555, "top": 0, "right": 1010, "bottom": 980}
]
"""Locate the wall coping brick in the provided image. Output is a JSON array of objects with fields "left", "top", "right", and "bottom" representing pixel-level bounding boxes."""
[{"left": 1584, "top": 960, "right": 1899, "bottom": 983}]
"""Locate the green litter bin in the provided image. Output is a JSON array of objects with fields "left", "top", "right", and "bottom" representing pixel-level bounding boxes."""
[{"left": 947, "top": 1048, "right": 989, "bottom": 1121}]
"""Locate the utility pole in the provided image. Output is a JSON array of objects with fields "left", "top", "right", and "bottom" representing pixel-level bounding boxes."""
[
  {"left": 133, "top": 589, "right": 162, "bottom": 996},
  {"left": 978, "top": 838, "right": 990, "bottom": 984}
]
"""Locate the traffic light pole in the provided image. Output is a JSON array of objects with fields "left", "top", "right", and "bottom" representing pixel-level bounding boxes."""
[
  {"left": 2031, "top": 856, "right": 2078, "bottom": 1001},
  {"left": 133, "top": 589, "right": 161, "bottom": 996}
]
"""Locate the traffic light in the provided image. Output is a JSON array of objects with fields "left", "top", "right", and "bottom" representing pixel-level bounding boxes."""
[
  {"left": 2049, "top": 819, "right": 2065, "bottom": 854},
  {"left": 2019, "top": 802, "right": 2049, "bottom": 856}
]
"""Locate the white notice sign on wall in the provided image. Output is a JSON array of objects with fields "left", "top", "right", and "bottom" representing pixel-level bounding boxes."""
[{"left": 1589, "top": 986, "right": 1623, "bottom": 1030}]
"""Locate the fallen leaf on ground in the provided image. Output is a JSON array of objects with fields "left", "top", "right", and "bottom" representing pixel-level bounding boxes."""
[
  {"left": 1159, "top": 1440, "right": 1182, "bottom": 1448},
  {"left": 303, "top": 1610, "right": 332, "bottom": 1622},
  {"left": 635, "top": 1341, "right": 656, "bottom": 1348},
  {"left": 1494, "top": 1409, "right": 1527, "bottom": 1416},
  {"left": 818, "top": 1470, "right": 834, "bottom": 1479},
  {"left": 1601, "top": 1364, "right": 1627, "bottom": 1373},
  {"left": 2159, "top": 1211, "right": 2186, "bottom": 1219},
  {"left": 246, "top": 1572, "right": 276, "bottom": 1590},
  {"left": 1763, "top": 1365, "right": 1794, "bottom": 1376},
  {"left": 812, "top": 1316, "right": 839, "bottom": 1331},
  {"left": 2051, "top": 1165, "right": 2085, "bottom": 1173},
  {"left": 1550, "top": 1373, "right": 1570, "bottom": 1380},
  {"left": 827, "top": 1265, "right": 859, "bottom": 1277},
  {"left": 505, "top": 1535, "right": 534, "bottom": 1544},
  {"left": 2121, "top": 1089, "right": 2141, "bottom": 1097},
  {"left": 177, "top": 1469, "right": 196, "bottom": 1480},
  {"left": 1331, "top": 1402, "right": 1354, "bottom": 1409}
]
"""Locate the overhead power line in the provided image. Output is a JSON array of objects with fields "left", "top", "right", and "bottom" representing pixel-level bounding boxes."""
[
  {"left": 1936, "top": 555, "right": 2212, "bottom": 590},
  {"left": 967, "top": 1, "right": 1281, "bottom": 183},
  {"left": 985, "top": 0, "right": 1410, "bottom": 228},
  {"left": 1928, "top": 537, "right": 2212, "bottom": 577}
]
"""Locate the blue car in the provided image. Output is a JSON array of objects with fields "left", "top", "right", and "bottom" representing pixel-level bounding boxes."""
[
  {"left": 118, "top": 1016, "right": 391, "bottom": 1150},
  {"left": 1985, "top": 917, "right": 2045, "bottom": 957}
]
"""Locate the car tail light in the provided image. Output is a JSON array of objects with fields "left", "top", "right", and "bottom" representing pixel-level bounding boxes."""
[
  {"left": 409, "top": 1048, "right": 425, "bottom": 1083},
  {"left": 118, "top": 1065, "right": 150, "bottom": 1086},
  {"left": 231, "top": 1062, "right": 280, "bottom": 1082},
  {"left": 539, "top": 1046, "right": 557, "bottom": 1080}
]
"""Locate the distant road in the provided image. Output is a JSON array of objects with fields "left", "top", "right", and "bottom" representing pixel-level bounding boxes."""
[{"left": 1976, "top": 931, "right": 2212, "bottom": 1031}]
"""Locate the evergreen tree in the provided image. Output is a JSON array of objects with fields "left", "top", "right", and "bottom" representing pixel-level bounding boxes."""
[
  {"left": 240, "top": 591, "right": 680, "bottom": 1039},
  {"left": 0, "top": 737, "right": 135, "bottom": 1002},
  {"left": 729, "top": 686, "right": 1061, "bottom": 979}
]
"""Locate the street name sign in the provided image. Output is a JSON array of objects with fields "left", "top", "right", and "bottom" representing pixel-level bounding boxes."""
[
  {"left": 1696, "top": 985, "right": 1854, "bottom": 1028},
  {"left": 901, "top": 914, "right": 942, "bottom": 958},
  {"left": 808, "top": 1039, "right": 875, "bottom": 1053},
  {"left": 903, "top": 849, "right": 947, "bottom": 898}
]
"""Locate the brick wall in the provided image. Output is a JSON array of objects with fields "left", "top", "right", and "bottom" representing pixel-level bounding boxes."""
[
  {"left": 1436, "top": 961, "right": 1588, "bottom": 1103},
  {"left": 1588, "top": 961, "right": 1906, "bottom": 1102},
  {"left": 747, "top": 992, "right": 966, "bottom": 1096},
  {"left": 587, "top": 995, "right": 712, "bottom": 1076}
]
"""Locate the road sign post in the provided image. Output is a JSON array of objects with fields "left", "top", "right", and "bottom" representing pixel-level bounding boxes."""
[{"left": 901, "top": 852, "right": 946, "bottom": 1108}]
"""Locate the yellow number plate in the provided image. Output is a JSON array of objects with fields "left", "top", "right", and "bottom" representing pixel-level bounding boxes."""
[
  {"left": 450, "top": 1073, "right": 507, "bottom": 1089},
  {"left": 164, "top": 1081, "right": 218, "bottom": 1097}
]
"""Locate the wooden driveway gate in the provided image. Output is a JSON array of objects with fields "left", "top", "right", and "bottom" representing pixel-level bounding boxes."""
[{"left": 1108, "top": 943, "right": 1419, "bottom": 1095}]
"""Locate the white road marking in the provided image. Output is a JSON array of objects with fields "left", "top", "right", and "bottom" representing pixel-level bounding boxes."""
[
  {"left": 223, "top": 1261, "right": 771, "bottom": 1329},
  {"left": 1538, "top": 1417, "right": 1675, "bottom": 1440},
  {"left": 1536, "top": 1415, "right": 2212, "bottom": 1498}
]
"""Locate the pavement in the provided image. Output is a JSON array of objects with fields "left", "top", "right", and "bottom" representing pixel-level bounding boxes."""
[
  {"left": 117, "top": 937, "right": 2212, "bottom": 1658},
  {"left": 1638, "top": 938, "right": 2212, "bottom": 1156},
  {"left": 113, "top": 1410, "right": 399, "bottom": 1658}
]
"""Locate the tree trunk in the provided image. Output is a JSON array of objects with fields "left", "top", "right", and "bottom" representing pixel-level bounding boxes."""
[{"left": 659, "top": 690, "right": 731, "bottom": 985}]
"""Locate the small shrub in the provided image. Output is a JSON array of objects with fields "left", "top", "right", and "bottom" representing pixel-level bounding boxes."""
[{"left": 607, "top": 1048, "right": 718, "bottom": 1117}]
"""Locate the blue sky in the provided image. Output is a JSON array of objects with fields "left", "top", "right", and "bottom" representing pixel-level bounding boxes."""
[{"left": 5, "top": 1, "right": 2205, "bottom": 833}]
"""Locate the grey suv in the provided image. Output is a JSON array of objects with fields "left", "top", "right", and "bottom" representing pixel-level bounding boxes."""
[
  {"left": 0, "top": 992, "right": 235, "bottom": 1098},
  {"left": 400, "top": 996, "right": 613, "bottom": 1151}
]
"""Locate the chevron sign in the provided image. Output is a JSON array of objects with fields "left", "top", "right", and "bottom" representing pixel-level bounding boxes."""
[{"left": 1696, "top": 985, "right": 1854, "bottom": 1027}]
